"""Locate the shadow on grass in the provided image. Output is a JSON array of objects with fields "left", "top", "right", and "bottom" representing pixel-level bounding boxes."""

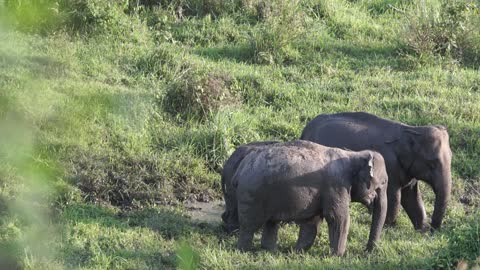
[
  {"left": 193, "top": 39, "right": 413, "bottom": 73},
  {"left": 193, "top": 44, "right": 254, "bottom": 64},
  {"left": 60, "top": 203, "right": 220, "bottom": 269},
  {"left": 314, "top": 42, "right": 413, "bottom": 72},
  {"left": 0, "top": 53, "right": 68, "bottom": 79},
  {"left": 62, "top": 203, "right": 224, "bottom": 241}
]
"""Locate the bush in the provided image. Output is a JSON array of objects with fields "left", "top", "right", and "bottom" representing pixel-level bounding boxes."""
[
  {"left": 69, "top": 150, "right": 217, "bottom": 207},
  {"left": 248, "top": 0, "right": 306, "bottom": 64},
  {"left": 163, "top": 68, "right": 241, "bottom": 121},
  {"left": 404, "top": 0, "right": 480, "bottom": 66}
]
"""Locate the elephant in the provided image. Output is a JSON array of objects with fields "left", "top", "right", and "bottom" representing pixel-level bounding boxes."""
[
  {"left": 221, "top": 141, "right": 280, "bottom": 234},
  {"left": 234, "top": 140, "right": 388, "bottom": 256},
  {"left": 300, "top": 112, "right": 452, "bottom": 231}
]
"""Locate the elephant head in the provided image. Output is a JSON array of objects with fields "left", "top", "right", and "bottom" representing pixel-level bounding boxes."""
[
  {"left": 397, "top": 125, "right": 452, "bottom": 229},
  {"left": 351, "top": 151, "right": 388, "bottom": 251}
]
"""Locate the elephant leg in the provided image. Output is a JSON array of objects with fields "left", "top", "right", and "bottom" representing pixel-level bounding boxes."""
[
  {"left": 237, "top": 202, "right": 264, "bottom": 251},
  {"left": 226, "top": 207, "right": 240, "bottom": 234},
  {"left": 326, "top": 209, "right": 350, "bottom": 256},
  {"left": 385, "top": 186, "right": 401, "bottom": 227},
  {"left": 237, "top": 227, "right": 255, "bottom": 252},
  {"left": 295, "top": 216, "right": 322, "bottom": 252},
  {"left": 261, "top": 220, "right": 280, "bottom": 251},
  {"left": 401, "top": 181, "right": 427, "bottom": 231}
]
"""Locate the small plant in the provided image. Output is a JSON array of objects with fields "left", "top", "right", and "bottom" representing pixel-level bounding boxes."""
[
  {"left": 176, "top": 242, "right": 199, "bottom": 270},
  {"left": 248, "top": 0, "right": 305, "bottom": 64},
  {"left": 163, "top": 68, "right": 241, "bottom": 121}
]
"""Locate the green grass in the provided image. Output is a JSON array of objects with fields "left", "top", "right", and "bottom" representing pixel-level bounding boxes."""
[{"left": 0, "top": 0, "right": 479, "bottom": 269}]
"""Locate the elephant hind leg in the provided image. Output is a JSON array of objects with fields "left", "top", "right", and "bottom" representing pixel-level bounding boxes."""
[
  {"left": 261, "top": 220, "right": 280, "bottom": 251},
  {"left": 295, "top": 216, "right": 322, "bottom": 252},
  {"left": 237, "top": 205, "right": 264, "bottom": 251},
  {"left": 401, "top": 182, "right": 427, "bottom": 231}
]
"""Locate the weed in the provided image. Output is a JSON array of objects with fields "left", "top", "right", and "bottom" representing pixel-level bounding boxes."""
[
  {"left": 403, "top": 0, "right": 480, "bottom": 66},
  {"left": 248, "top": 0, "right": 306, "bottom": 64},
  {"left": 164, "top": 68, "right": 241, "bottom": 121}
]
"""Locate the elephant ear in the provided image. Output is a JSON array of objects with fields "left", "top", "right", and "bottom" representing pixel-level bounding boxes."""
[
  {"left": 368, "top": 153, "right": 374, "bottom": 178},
  {"left": 403, "top": 129, "right": 424, "bottom": 154},
  {"left": 360, "top": 153, "right": 374, "bottom": 190}
]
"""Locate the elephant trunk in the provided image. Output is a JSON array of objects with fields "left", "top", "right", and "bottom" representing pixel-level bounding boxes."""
[
  {"left": 366, "top": 186, "right": 387, "bottom": 251},
  {"left": 431, "top": 170, "right": 452, "bottom": 230}
]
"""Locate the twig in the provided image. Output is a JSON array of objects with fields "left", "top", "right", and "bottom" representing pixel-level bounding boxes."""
[{"left": 388, "top": 4, "right": 406, "bottom": 14}]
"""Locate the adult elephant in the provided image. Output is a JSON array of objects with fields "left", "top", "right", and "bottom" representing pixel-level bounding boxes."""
[{"left": 300, "top": 112, "right": 452, "bottom": 231}]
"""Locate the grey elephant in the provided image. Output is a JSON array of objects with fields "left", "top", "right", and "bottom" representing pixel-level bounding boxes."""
[
  {"left": 221, "top": 141, "right": 280, "bottom": 234},
  {"left": 301, "top": 112, "right": 452, "bottom": 231},
  {"left": 234, "top": 140, "right": 388, "bottom": 256}
]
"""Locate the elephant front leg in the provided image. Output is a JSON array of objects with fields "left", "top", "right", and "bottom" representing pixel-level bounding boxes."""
[
  {"left": 401, "top": 181, "right": 428, "bottom": 231},
  {"left": 261, "top": 221, "right": 280, "bottom": 251},
  {"left": 327, "top": 209, "right": 350, "bottom": 256},
  {"left": 295, "top": 216, "right": 322, "bottom": 252},
  {"left": 385, "top": 187, "right": 401, "bottom": 227}
]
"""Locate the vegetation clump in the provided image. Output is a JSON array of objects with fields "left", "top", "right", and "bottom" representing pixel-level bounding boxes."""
[
  {"left": 164, "top": 69, "right": 240, "bottom": 120},
  {"left": 404, "top": 0, "right": 480, "bottom": 66}
]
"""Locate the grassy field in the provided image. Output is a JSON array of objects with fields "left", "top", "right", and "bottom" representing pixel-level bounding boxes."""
[{"left": 0, "top": 0, "right": 479, "bottom": 269}]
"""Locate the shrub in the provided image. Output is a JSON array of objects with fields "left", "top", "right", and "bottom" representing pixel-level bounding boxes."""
[
  {"left": 404, "top": 0, "right": 480, "bottom": 66},
  {"left": 61, "top": 0, "right": 152, "bottom": 42},
  {"left": 248, "top": 0, "right": 306, "bottom": 64},
  {"left": 69, "top": 149, "right": 217, "bottom": 207},
  {"left": 163, "top": 68, "right": 241, "bottom": 121}
]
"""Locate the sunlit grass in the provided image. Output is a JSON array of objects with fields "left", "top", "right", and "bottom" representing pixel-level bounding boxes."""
[{"left": 0, "top": 0, "right": 479, "bottom": 269}]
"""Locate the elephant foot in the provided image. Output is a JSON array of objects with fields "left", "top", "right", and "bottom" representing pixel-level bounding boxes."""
[
  {"left": 261, "top": 221, "right": 279, "bottom": 251},
  {"left": 237, "top": 229, "right": 254, "bottom": 252},
  {"left": 384, "top": 220, "right": 397, "bottom": 228},
  {"left": 226, "top": 224, "right": 240, "bottom": 235},
  {"left": 414, "top": 223, "right": 430, "bottom": 233},
  {"left": 365, "top": 241, "right": 376, "bottom": 252},
  {"left": 295, "top": 222, "right": 318, "bottom": 252}
]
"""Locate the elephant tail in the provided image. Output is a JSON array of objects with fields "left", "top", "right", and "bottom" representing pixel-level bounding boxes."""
[
  {"left": 221, "top": 173, "right": 240, "bottom": 233},
  {"left": 221, "top": 173, "right": 228, "bottom": 224}
]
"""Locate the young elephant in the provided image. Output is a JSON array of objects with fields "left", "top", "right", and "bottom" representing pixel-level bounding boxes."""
[
  {"left": 221, "top": 141, "right": 280, "bottom": 234},
  {"left": 234, "top": 140, "right": 388, "bottom": 256}
]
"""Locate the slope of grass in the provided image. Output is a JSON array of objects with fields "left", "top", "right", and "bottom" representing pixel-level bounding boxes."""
[{"left": 0, "top": 0, "right": 479, "bottom": 269}]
